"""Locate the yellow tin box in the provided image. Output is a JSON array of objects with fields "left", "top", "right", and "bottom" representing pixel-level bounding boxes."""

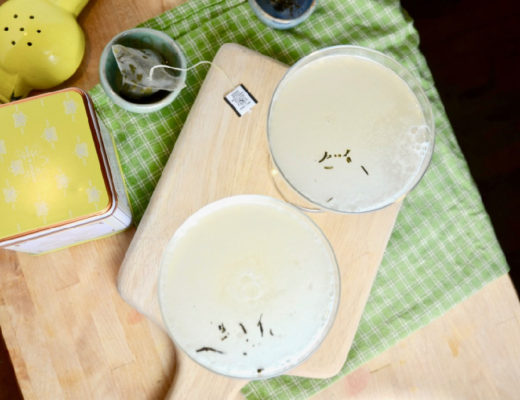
[{"left": 0, "top": 88, "right": 131, "bottom": 254}]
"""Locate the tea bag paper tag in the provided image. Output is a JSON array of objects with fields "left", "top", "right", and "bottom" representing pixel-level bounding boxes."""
[{"left": 224, "top": 84, "right": 257, "bottom": 116}]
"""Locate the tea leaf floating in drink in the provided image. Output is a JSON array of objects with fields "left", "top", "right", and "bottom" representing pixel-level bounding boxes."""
[
  {"left": 196, "top": 347, "right": 224, "bottom": 354},
  {"left": 318, "top": 148, "right": 353, "bottom": 170},
  {"left": 344, "top": 149, "right": 352, "bottom": 163},
  {"left": 257, "top": 314, "right": 264, "bottom": 337}
]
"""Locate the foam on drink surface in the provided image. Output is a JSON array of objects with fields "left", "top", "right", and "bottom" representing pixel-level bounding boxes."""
[
  {"left": 269, "top": 54, "right": 432, "bottom": 213},
  {"left": 158, "top": 196, "right": 339, "bottom": 379}
]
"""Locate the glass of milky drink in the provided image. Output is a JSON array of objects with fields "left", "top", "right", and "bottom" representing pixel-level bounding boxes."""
[
  {"left": 268, "top": 46, "right": 435, "bottom": 213},
  {"left": 158, "top": 195, "right": 340, "bottom": 379}
]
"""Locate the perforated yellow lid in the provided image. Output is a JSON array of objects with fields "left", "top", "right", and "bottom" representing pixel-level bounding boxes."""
[{"left": 0, "top": 88, "right": 112, "bottom": 242}]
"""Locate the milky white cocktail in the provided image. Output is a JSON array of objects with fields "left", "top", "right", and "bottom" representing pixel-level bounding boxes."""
[
  {"left": 268, "top": 46, "right": 434, "bottom": 213},
  {"left": 158, "top": 195, "right": 340, "bottom": 379}
]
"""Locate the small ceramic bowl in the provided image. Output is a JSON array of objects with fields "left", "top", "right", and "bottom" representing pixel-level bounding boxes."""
[
  {"left": 99, "top": 28, "right": 186, "bottom": 113},
  {"left": 248, "top": 0, "right": 317, "bottom": 30}
]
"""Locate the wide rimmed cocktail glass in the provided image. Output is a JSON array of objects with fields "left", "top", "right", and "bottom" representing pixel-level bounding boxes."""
[
  {"left": 158, "top": 195, "right": 340, "bottom": 380},
  {"left": 267, "top": 45, "right": 435, "bottom": 214}
]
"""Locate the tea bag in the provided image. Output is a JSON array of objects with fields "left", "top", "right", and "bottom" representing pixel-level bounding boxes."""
[{"left": 111, "top": 44, "right": 186, "bottom": 99}]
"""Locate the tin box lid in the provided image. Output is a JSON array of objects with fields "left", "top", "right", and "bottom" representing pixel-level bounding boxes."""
[{"left": 0, "top": 88, "right": 113, "bottom": 242}]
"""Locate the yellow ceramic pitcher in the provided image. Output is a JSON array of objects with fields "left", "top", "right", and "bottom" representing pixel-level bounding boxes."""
[{"left": 0, "top": 0, "right": 88, "bottom": 103}]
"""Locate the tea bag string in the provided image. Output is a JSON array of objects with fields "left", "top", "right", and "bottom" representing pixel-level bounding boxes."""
[{"left": 149, "top": 60, "right": 236, "bottom": 87}]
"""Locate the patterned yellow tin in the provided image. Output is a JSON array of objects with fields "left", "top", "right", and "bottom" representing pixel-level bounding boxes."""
[{"left": 0, "top": 88, "right": 131, "bottom": 254}]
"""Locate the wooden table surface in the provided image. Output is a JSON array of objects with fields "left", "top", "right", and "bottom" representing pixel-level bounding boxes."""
[{"left": 1, "top": 0, "right": 520, "bottom": 399}]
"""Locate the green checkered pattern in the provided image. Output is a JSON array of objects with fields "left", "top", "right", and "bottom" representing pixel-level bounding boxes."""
[{"left": 89, "top": 0, "right": 510, "bottom": 398}]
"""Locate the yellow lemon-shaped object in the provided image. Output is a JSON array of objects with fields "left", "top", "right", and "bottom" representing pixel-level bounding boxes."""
[{"left": 0, "top": 0, "right": 88, "bottom": 103}]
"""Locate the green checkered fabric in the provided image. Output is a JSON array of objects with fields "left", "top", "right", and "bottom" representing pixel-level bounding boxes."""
[{"left": 89, "top": 0, "right": 509, "bottom": 398}]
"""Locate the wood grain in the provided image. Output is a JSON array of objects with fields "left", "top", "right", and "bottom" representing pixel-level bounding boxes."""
[
  {"left": 314, "top": 275, "right": 520, "bottom": 400},
  {"left": 0, "top": 229, "right": 175, "bottom": 400}
]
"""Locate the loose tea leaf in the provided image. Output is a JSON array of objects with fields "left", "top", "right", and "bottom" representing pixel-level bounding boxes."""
[
  {"left": 196, "top": 347, "right": 224, "bottom": 354},
  {"left": 257, "top": 314, "right": 264, "bottom": 337}
]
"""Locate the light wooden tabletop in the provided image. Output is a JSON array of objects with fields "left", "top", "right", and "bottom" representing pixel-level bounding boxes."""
[{"left": 1, "top": 0, "right": 519, "bottom": 399}]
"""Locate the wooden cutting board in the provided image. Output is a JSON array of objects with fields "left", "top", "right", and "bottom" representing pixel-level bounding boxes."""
[{"left": 117, "top": 43, "right": 401, "bottom": 399}]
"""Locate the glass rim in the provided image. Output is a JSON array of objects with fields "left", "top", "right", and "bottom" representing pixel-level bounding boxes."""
[
  {"left": 267, "top": 45, "right": 436, "bottom": 214},
  {"left": 157, "top": 194, "right": 341, "bottom": 380}
]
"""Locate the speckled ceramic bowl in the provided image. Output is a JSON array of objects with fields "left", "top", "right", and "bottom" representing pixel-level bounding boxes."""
[
  {"left": 99, "top": 28, "right": 186, "bottom": 113},
  {"left": 248, "top": 0, "right": 316, "bottom": 30}
]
